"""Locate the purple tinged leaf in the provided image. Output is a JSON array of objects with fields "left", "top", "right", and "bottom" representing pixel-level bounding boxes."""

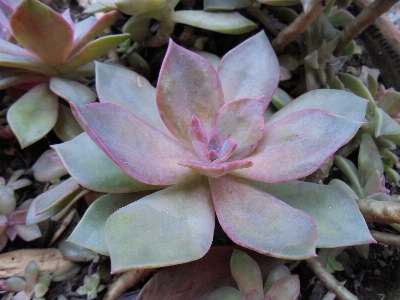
[
  {"left": 0, "top": 39, "right": 38, "bottom": 59},
  {"left": 71, "top": 11, "right": 120, "bottom": 56},
  {"left": 49, "top": 77, "right": 97, "bottom": 105},
  {"left": 0, "top": 53, "right": 57, "bottom": 76},
  {"left": 230, "top": 249, "right": 263, "bottom": 298},
  {"left": 61, "top": 8, "right": 74, "bottom": 29},
  {"left": 157, "top": 39, "right": 224, "bottom": 151},
  {"left": 218, "top": 31, "right": 279, "bottom": 103},
  {"left": 95, "top": 62, "right": 170, "bottom": 135},
  {"left": 32, "top": 150, "right": 68, "bottom": 182},
  {"left": 380, "top": 90, "right": 400, "bottom": 116},
  {"left": 213, "top": 96, "right": 266, "bottom": 161},
  {"left": 0, "top": 71, "right": 47, "bottom": 90},
  {"left": 57, "top": 34, "right": 130, "bottom": 73},
  {"left": 0, "top": 0, "right": 13, "bottom": 30},
  {"left": 105, "top": 177, "right": 215, "bottom": 271},
  {"left": 233, "top": 109, "right": 362, "bottom": 183},
  {"left": 210, "top": 175, "right": 317, "bottom": 259},
  {"left": 72, "top": 103, "right": 200, "bottom": 185},
  {"left": 6, "top": 226, "right": 17, "bottom": 241},
  {"left": 190, "top": 116, "right": 211, "bottom": 163},
  {"left": 7, "top": 83, "right": 59, "bottom": 148},
  {"left": 178, "top": 159, "right": 252, "bottom": 178},
  {"left": 10, "top": 0, "right": 74, "bottom": 65},
  {"left": 14, "top": 223, "right": 41, "bottom": 241},
  {"left": 8, "top": 210, "right": 27, "bottom": 223},
  {"left": 265, "top": 275, "right": 300, "bottom": 300},
  {"left": 213, "top": 138, "right": 237, "bottom": 164}
]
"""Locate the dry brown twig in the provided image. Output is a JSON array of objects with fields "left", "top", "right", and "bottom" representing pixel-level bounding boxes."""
[
  {"left": 334, "top": 0, "right": 400, "bottom": 55},
  {"left": 271, "top": 0, "right": 325, "bottom": 53},
  {"left": 356, "top": 199, "right": 400, "bottom": 224},
  {"left": 103, "top": 268, "right": 156, "bottom": 300},
  {"left": 307, "top": 258, "right": 358, "bottom": 300}
]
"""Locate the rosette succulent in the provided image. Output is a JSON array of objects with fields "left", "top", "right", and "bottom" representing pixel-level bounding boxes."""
[
  {"left": 54, "top": 32, "right": 374, "bottom": 272},
  {"left": 0, "top": 0, "right": 129, "bottom": 147}
]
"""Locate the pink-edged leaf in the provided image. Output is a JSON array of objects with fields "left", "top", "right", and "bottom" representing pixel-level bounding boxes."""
[
  {"left": 0, "top": 70, "right": 47, "bottom": 90},
  {"left": 0, "top": 39, "right": 38, "bottom": 59},
  {"left": 210, "top": 175, "right": 317, "bottom": 259},
  {"left": 8, "top": 210, "right": 27, "bottom": 224},
  {"left": 95, "top": 62, "right": 170, "bottom": 134},
  {"left": 157, "top": 39, "right": 224, "bottom": 150},
  {"left": 105, "top": 177, "right": 215, "bottom": 271},
  {"left": 218, "top": 31, "right": 279, "bottom": 103},
  {"left": 71, "top": 11, "right": 119, "bottom": 56},
  {"left": 72, "top": 103, "right": 199, "bottom": 185},
  {"left": 14, "top": 223, "right": 41, "bottom": 241},
  {"left": 213, "top": 138, "right": 237, "bottom": 164},
  {"left": 233, "top": 109, "right": 362, "bottom": 183},
  {"left": 191, "top": 116, "right": 211, "bottom": 163},
  {"left": 178, "top": 159, "right": 252, "bottom": 178},
  {"left": 10, "top": 0, "right": 74, "bottom": 64},
  {"left": 230, "top": 249, "right": 263, "bottom": 298},
  {"left": 265, "top": 275, "right": 300, "bottom": 300},
  {"left": 73, "top": 16, "right": 96, "bottom": 42},
  {"left": 32, "top": 149, "right": 68, "bottom": 182},
  {"left": 57, "top": 33, "right": 130, "bottom": 73},
  {"left": 49, "top": 77, "right": 96, "bottom": 105},
  {"left": 213, "top": 96, "right": 266, "bottom": 161}
]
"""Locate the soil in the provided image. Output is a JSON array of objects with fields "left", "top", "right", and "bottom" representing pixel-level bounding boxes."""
[{"left": 2, "top": 1, "right": 400, "bottom": 300}]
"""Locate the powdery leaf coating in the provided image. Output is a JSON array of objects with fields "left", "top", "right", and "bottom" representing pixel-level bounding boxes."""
[
  {"left": 233, "top": 109, "right": 362, "bottom": 182},
  {"left": 157, "top": 39, "right": 224, "bottom": 151},
  {"left": 53, "top": 133, "right": 158, "bottom": 193},
  {"left": 10, "top": 0, "right": 74, "bottom": 64},
  {"left": 71, "top": 103, "right": 200, "bottom": 185},
  {"left": 209, "top": 175, "right": 317, "bottom": 259},
  {"left": 105, "top": 177, "right": 214, "bottom": 272},
  {"left": 252, "top": 180, "right": 375, "bottom": 247},
  {"left": 218, "top": 31, "right": 279, "bottom": 103},
  {"left": 49, "top": 77, "right": 96, "bottom": 105}
]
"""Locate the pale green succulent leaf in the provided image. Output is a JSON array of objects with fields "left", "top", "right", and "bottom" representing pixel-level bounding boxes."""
[
  {"left": 172, "top": 11, "right": 257, "bottom": 35},
  {"left": 7, "top": 84, "right": 58, "bottom": 148}
]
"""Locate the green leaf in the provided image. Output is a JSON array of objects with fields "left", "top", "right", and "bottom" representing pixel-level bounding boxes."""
[
  {"left": 271, "top": 87, "right": 293, "bottom": 110},
  {"left": 172, "top": 11, "right": 257, "bottom": 34},
  {"left": 7, "top": 83, "right": 58, "bottom": 148},
  {"left": 230, "top": 249, "right": 263, "bottom": 297},
  {"left": 105, "top": 177, "right": 214, "bottom": 272},
  {"left": 251, "top": 180, "right": 375, "bottom": 247},
  {"left": 358, "top": 133, "right": 383, "bottom": 187},
  {"left": 208, "top": 287, "right": 243, "bottom": 300},
  {"left": 68, "top": 192, "right": 150, "bottom": 255},
  {"left": 264, "top": 265, "right": 291, "bottom": 293},
  {"left": 53, "top": 133, "right": 159, "bottom": 193},
  {"left": 380, "top": 90, "right": 400, "bottom": 116},
  {"left": 374, "top": 107, "right": 400, "bottom": 137},
  {"left": 114, "top": 0, "right": 172, "bottom": 15},
  {"left": 204, "top": 0, "right": 251, "bottom": 11},
  {"left": 53, "top": 104, "right": 84, "bottom": 142},
  {"left": 123, "top": 15, "right": 151, "bottom": 43},
  {"left": 57, "top": 34, "right": 130, "bottom": 73},
  {"left": 334, "top": 156, "right": 363, "bottom": 198},
  {"left": 49, "top": 77, "right": 96, "bottom": 105},
  {"left": 0, "top": 53, "right": 57, "bottom": 76}
]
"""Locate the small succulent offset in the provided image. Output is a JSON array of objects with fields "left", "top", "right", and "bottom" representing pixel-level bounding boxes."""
[
  {"left": 209, "top": 249, "right": 300, "bottom": 300},
  {"left": 76, "top": 273, "right": 105, "bottom": 300},
  {"left": 55, "top": 31, "right": 374, "bottom": 272},
  {"left": 2, "top": 260, "right": 52, "bottom": 300},
  {"left": 0, "top": 170, "right": 41, "bottom": 252},
  {"left": 0, "top": 0, "right": 129, "bottom": 147}
]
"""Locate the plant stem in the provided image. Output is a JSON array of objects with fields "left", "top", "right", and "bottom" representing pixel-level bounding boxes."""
[
  {"left": 334, "top": 0, "right": 400, "bottom": 55},
  {"left": 306, "top": 258, "right": 358, "bottom": 300},
  {"left": 370, "top": 230, "right": 400, "bottom": 247},
  {"left": 246, "top": 6, "right": 279, "bottom": 36},
  {"left": 272, "top": 0, "right": 325, "bottom": 54}
]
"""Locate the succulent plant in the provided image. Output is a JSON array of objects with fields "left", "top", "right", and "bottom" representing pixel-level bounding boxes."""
[
  {"left": 0, "top": 0, "right": 129, "bottom": 147},
  {"left": 48, "top": 32, "right": 374, "bottom": 273},
  {"left": 0, "top": 170, "right": 40, "bottom": 252},
  {"left": 2, "top": 260, "right": 52, "bottom": 300}
]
